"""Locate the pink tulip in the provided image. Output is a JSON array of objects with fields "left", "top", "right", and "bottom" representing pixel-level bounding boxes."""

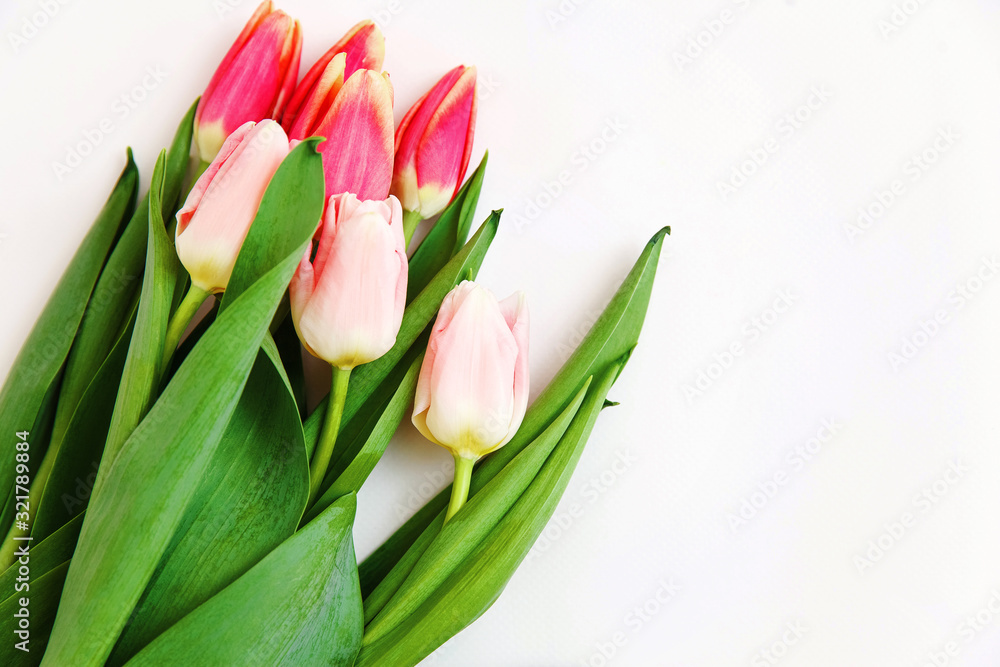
[
  {"left": 194, "top": 1, "right": 301, "bottom": 162},
  {"left": 289, "top": 193, "right": 407, "bottom": 370},
  {"left": 392, "top": 65, "right": 477, "bottom": 219},
  {"left": 281, "top": 20, "right": 385, "bottom": 133},
  {"left": 176, "top": 120, "right": 291, "bottom": 293},
  {"left": 412, "top": 282, "right": 529, "bottom": 460},
  {"left": 302, "top": 69, "right": 395, "bottom": 203}
]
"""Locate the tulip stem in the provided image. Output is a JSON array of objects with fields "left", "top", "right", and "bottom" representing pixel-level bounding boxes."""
[
  {"left": 161, "top": 284, "right": 210, "bottom": 374},
  {"left": 309, "top": 366, "right": 352, "bottom": 506},
  {"left": 402, "top": 209, "right": 423, "bottom": 249},
  {"left": 445, "top": 455, "right": 476, "bottom": 523}
]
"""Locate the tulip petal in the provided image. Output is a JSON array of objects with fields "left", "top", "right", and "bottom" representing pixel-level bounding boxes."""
[
  {"left": 197, "top": 0, "right": 273, "bottom": 125},
  {"left": 288, "top": 54, "right": 346, "bottom": 141},
  {"left": 293, "top": 194, "right": 407, "bottom": 369},
  {"left": 392, "top": 66, "right": 477, "bottom": 217},
  {"left": 194, "top": 4, "right": 301, "bottom": 161},
  {"left": 422, "top": 285, "right": 519, "bottom": 458},
  {"left": 176, "top": 121, "right": 290, "bottom": 293},
  {"left": 177, "top": 121, "right": 255, "bottom": 236},
  {"left": 282, "top": 20, "right": 385, "bottom": 130},
  {"left": 313, "top": 70, "right": 394, "bottom": 202},
  {"left": 497, "top": 291, "right": 530, "bottom": 448}
]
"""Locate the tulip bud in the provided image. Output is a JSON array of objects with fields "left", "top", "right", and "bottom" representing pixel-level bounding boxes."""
[
  {"left": 281, "top": 20, "right": 385, "bottom": 132},
  {"left": 194, "top": 1, "right": 302, "bottom": 163},
  {"left": 392, "top": 65, "right": 477, "bottom": 220},
  {"left": 176, "top": 120, "right": 291, "bottom": 294},
  {"left": 303, "top": 69, "right": 395, "bottom": 203},
  {"left": 412, "top": 282, "right": 529, "bottom": 461},
  {"left": 289, "top": 193, "right": 407, "bottom": 370}
]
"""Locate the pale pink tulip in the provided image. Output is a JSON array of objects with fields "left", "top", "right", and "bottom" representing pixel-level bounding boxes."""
[
  {"left": 289, "top": 193, "right": 407, "bottom": 369},
  {"left": 281, "top": 20, "right": 385, "bottom": 133},
  {"left": 412, "top": 282, "right": 529, "bottom": 460},
  {"left": 194, "top": 0, "right": 301, "bottom": 162},
  {"left": 176, "top": 120, "right": 290, "bottom": 293},
  {"left": 392, "top": 65, "right": 477, "bottom": 218}
]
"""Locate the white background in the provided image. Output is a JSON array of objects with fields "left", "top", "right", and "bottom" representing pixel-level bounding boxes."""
[{"left": 3, "top": 0, "right": 1000, "bottom": 665}]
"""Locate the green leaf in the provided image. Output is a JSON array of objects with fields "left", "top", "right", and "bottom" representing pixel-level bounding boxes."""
[
  {"left": 161, "top": 99, "right": 199, "bottom": 218},
  {"left": 100, "top": 150, "right": 177, "bottom": 469},
  {"left": 406, "top": 152, "right": 488, "bottom": 301},
  {"left": 357, "top": 227, "right": 668, "bottom": 597},
  {"left": 41, "top": 140, "right": 325, "bottom": 667},
  {"left": 0, "top": 561, "right": 71, "bottom": 666},
  {"left": 303, "top": 353, "right": 424, "bottom": 523},
  {"left": 362, "top": 378, "right": 591, "bottom": 637},
  {"left": 108, "top": 346, "right": 309, "bottom": 665},
  {"left": 30, "top": 307, "right": 137, "bottom": 539},
  {"left": 0, "top": 153, "right": 137, "bottom": 527},
  {"left": 273, "top": 314, "right": 306, "bottom": 417},
  {"left": 356, "top": 364, "right": 621, "bottom": 666},
  {"left": 303, "top": 211, "right": 501, "bottom": 462},
  {"left": 125, "top": 494, "right": 362, "bottom": 667}
]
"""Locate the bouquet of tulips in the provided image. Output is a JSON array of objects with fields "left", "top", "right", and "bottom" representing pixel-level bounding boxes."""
[{"left": 0, "top": 3, "right": 667, "bottom": 665}]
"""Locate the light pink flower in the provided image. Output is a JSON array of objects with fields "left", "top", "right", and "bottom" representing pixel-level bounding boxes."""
[
  {"left": 289, "top": 193, "right": 407, "bottom": 369},
  {"left": 176, "top": 120, "right": 290, "bottom": 293},
  {"left": 391, "top": 65, "right": 477, "bottom": 218},
  {"left": 412, "top": 282, "right": 529, "bottom": 460},
  {"left": 194, "top": 1, "right": 301, "bottom": 162}
]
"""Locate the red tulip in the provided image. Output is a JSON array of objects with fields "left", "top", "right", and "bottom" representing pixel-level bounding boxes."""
[
  {"left": 391, "top": 65, "right": 477, "bottom": 219},
  {"left": 309, "top": 69, "right": 395, "bottom": 202},
  {"left": 194, "top": 1, "right": 301, "bottom": 162},
  {"left": 281, "top": 20, "right": 385, "bottom": 133}
]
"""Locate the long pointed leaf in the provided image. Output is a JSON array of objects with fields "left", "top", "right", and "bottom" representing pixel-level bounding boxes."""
[{"left": 125, "top": 494, "right": 362, "bottom": 667}]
